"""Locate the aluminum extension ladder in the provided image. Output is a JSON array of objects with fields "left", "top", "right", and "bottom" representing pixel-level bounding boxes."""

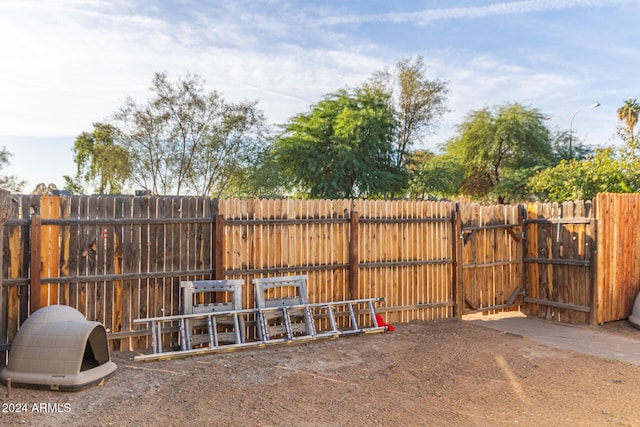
[{"left": 133, "top": 298, "right": 387, "bottom": 362}]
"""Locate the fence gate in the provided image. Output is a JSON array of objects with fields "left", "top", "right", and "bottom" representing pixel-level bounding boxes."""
[
  {"left": 458, "top": 205, "right": 524, "bottom": 315},
  {"left": 522, "top": 202, "right": 595, "bottom": 324}
]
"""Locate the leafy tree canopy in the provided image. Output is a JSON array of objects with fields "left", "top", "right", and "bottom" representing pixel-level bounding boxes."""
[
  {"left": 272, "top": 86, "right": 403, "bottom": 199},
  {"left": 442, "top": 102, "right": 553, "bottom": 203},
  {"left": 528, "top": 148, "right": 640, "bottom": 202},
  {"left": 73, "top": 122, "right": 129, "bottom": 194},
  {"left": 404, "top": 150, "right": 463, "bottom": 199}
]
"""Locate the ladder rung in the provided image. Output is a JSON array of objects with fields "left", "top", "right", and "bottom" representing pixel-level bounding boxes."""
[
  {"left": 208, "top": 316, "right": 217, "bottom": 348},
  {"left": 347, "top": 303, "right": 359, "bottom": 331}
]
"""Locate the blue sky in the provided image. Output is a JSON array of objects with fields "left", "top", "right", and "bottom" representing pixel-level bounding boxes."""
[{"left": 1, "top": 0, "right": 639, "bottom": 193}]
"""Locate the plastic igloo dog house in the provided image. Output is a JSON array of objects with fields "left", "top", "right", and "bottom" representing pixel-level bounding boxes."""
[
  {"left": 629, "top": 293, "right": 640, "bottom": 329},
  {"left": 0, "top": 305, "right": 117, "bottom": 391}
]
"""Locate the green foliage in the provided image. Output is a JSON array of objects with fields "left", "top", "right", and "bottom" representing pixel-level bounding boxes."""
[
  {"left": 404, "top": 150, "right": 463, "bottom": 199},
  {"left": 273, "top": 87, "right": 403, "bottom": 199},
  {"left": 222, "top": 141, "right": 288, "bottom": 198},
  {"left": 73, "top": 122, "right": 129, "bottom": 194},
  {"left": 0, "top": 146, "right": 25, "bottom": 192},
  {"left": 528, "top": 148, "right": 640, "bottom": 202},
  {"left": 442, "top": 102, "right": 553, "bottom": 203},
  {"left": 62, "top": 175, "right": 84, "bottom": 195}
]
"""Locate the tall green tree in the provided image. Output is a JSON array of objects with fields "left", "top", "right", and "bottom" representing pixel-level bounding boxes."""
[
  {"left": 273, "top": 87, "right": 402, "bottom": 198},
  {"left": 443, "top": 102, "right": 553, "bottom": 203},
  {"left": 73, "top": 122, "right": 129, "bottom": 194},
  {"left": 616, "top": 98, "right": 640, "bottom": 160},
  {"left": 368, "top": 56, "right": 449, "bottom": 170},
  {"left": 115, "top": 72, "right": 266, "bottom": 196}
]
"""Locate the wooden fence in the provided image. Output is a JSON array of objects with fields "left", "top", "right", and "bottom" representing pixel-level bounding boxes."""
[
  {"left": 1, "top": 194, "right": 639, "bottom": 354},
  {"left": 218, "top": 199, "right": 456, "bottom": 324},
  {"left": 457, "top": 203, "right": 523, "bottom": 317},
  {"left": 1, "top": 195, "right": 217, "bottom": 351},
  {"left": 596, "top": 193, "right": 640, "bottom": 324},
  {"left": 523, "top": 200, "right": 596, "bottom": 325}
]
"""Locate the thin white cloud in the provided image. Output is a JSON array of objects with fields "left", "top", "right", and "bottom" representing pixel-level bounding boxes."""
[{"left": 319, "top": 0, "right": 631, "bottom": 26}]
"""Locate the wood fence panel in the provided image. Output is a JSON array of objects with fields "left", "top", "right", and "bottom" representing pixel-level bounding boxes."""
[
  {"left": 0, "top": 195, "right": 219, "bottom": 353},
  {"left": 3, "top": 196, "right": 33, "bottom": 345},
  {"left": 354, "top": 199, "right": 455, "bottom": 324},
  {"left": 596, "top": 193, "right": 640, "bottom": 324},
  {"left": 523, "top": 201, "right": 594, "bottom": 324},
  {"left": 458, "top": 203, "right": 521, "bottom": 314}
]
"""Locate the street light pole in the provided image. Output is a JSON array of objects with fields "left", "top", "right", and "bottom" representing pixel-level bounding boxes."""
[{"left": 568, "top": 102, "right": 600, "bottom": 158}]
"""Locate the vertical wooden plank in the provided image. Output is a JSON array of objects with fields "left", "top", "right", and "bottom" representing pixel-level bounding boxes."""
[
  {"left": 104, "top": 197, "right": 116, "bottom": 333},
  {"left": 525, "top": 202, "right": 539, "bottom": 317},
  {"left": 77, "top": 196, "right": 89, "bottom": 317},
  {"left": 29, "top": 214, "right": 41, "bottom": 313},
  {"left": 588, "top": 199, "right": 597, "bottom": 325},
  {"left": 111, "top": 196, "right": 124, "bottom": 347},
  {"left": 453, "top": 208, "right": 463, "bottom": 318},
  {"left": 67, "top": 196, "right": 80, "bottom": 310},
  {"left": 59, "top": 196, "right": 71, "bottom": 306},
  {"left": 3, "top": 195, "right": 19, "bottom": 348},
  {"left": 7, "top": 218, "right": 23, "bottom": 341},
  {"left": 202, "top": 197, "right": 214, "bottom": 277},
  {"left": 132, "top": 195, "right": 146, "bottom": 348},
  {"left": 85, "top": 196, "right": 98, "bottom": 321},
  {"left": 214, "top": 213, "right": 225, "bottom": 280},
  {"left": 166, "top": 197, "right": 178, "bottom": 320},
  {"left": 170, "top": 197, "right": 182, "bottom": 317},
  {"left": 17, "top": 196, "right": 33, "bottom": 326},
  {"left": 349, "top": 209, "right": 359, "bottom": 301},
  {"left": 151, "top": 197, "right": 164, "bottom": 319},
  {"left": 40, "top": 195, "right": 60, "bottom": 307},
  {"left": 120, "top": 196, "right": 134, "bottom": 351},
  {"left": 94, "top": 196, "right": 107, "bottom": 325}
]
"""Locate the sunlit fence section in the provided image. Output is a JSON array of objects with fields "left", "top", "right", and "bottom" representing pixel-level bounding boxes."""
[{"left": 1, "top": 194, "right": 638, "bottom": 353}]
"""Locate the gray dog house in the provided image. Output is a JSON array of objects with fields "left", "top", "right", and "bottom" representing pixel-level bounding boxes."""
[
  {"left": 630, "top": 293, "right": 640, "bottom": 329},
  {"left": 0, "top": 305, "right": 117, "bottom": 391}
]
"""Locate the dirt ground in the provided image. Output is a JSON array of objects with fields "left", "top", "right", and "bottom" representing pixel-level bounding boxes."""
[{"left": 3, "top": 317, "right": 640, "bottom": 427}]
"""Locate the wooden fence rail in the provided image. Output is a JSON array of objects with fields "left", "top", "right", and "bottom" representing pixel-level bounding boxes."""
[{"left": 1, "top": 194, "right": 639, "bottom": 355}]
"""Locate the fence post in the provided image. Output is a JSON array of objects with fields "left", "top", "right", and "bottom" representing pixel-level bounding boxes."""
[
  {"left": 453, "top": 208, "right": 463, "bottom": 318},
  {"left": 0, "top": 189, "right": 13, "bottom": 363},
  {"left": 518, "top": 204, "right": 527, "bottom": 314},
  {"left": 589, "top": 207, "right": 598, "bottom": 326},
  {"left": 29, "top": 214, "right": 42, "bottom": 314},
  {"left": 214, "top": 214, "right": 225, "bottom": 281},
  {"left": 349, "top": 210, "right": 359, "bottom": 300}
]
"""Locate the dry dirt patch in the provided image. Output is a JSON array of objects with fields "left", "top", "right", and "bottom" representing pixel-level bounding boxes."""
[{"left": 3, "top": 318, "right": 640, "bottom": 426}]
